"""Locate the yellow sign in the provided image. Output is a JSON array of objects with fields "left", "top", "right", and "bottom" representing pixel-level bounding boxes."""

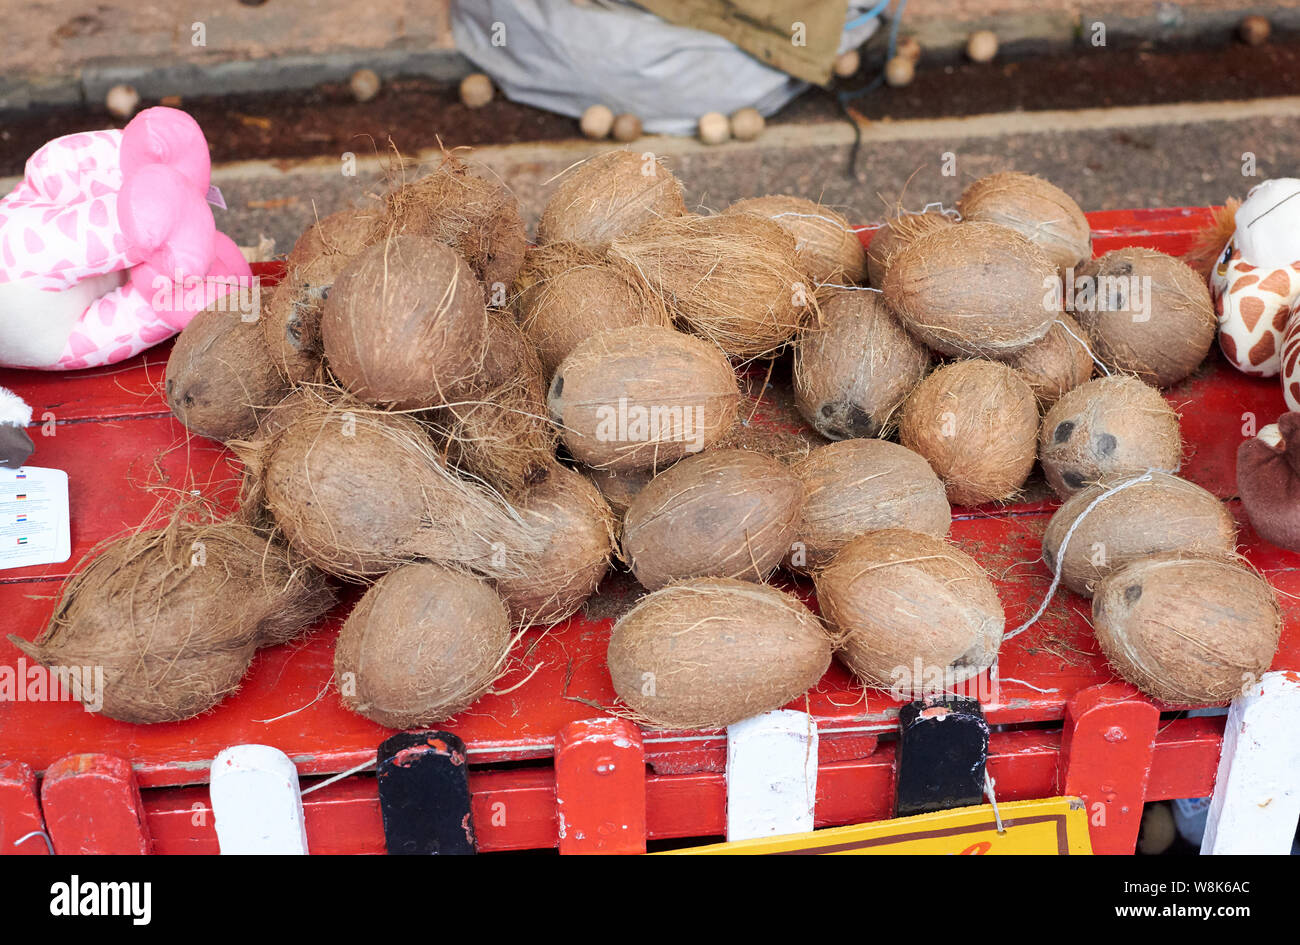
[{"left": 661, "top": 797, "right": 1093, "bottom": 855}]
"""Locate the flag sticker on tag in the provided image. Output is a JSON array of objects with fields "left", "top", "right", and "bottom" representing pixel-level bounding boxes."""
[
  {"left": 0, "top": 466, "right": 70, "bottom": 570},
  {"left": 206, "top": 184, "right": 228, "bottom": 210}
]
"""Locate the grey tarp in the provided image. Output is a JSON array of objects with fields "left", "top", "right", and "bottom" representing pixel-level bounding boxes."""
[{"left": 449, "top": 0, "right": 880, "bottom": 136}]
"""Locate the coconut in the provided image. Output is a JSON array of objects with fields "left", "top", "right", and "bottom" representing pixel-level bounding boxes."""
[
  {"left": 320, "top": 235, "right": 488, "bottom": 409},
  {"left": 8, "top": 515, "right": 336, "bottom": 723},
  {"left": 790, "top": 438, "right": 950, "bottom": 570},
  {"left": 261, "top": 207, "right": 384, "bottom": 382},
  {"left": 430, "top": 310, "right": 557, "bottom": 494},
  {"left": 384, "top": 154, "right": 528, "bottom": 292},
  {"left": 814, "top": 529, "right": 1005, "bottom": 696},
  {"left": 537, "top": 150, "right": 688, "bottom": 251},
  {"left": 583, "top": 464, "right": 655, "bottom": 520},
  {"left": 1072, "top": 247, "right": 1216, "bottom": 387},
  {"left": 958, "top": 171, "right": 1092, "bottom": 271},
  {"left": 621, "top": 449, "right": 802, "bottom": 590},
  {"left": 793, "top": 288, "right": 931, "bottom": 439},
  {"left": 899, "top": 359, "right": 1039, "bottom": 506},
  {"left": 865, "top": 211, "right": 955, "bottom": 288},
  {"left": 1004, "top": 312, "right": 1095, "bottom": 406},
  {"left": 883, "top": 221, "right": 1058, "bottom": 359},
  {"left": 492, "top": 464, "right": 614, "bottom": 626},
  {"left": 724, "top": 195, "right": 868, "bottom": 285},
  {"left": 513, "top": 241, "right": 671, "bottom": 378},
  {"left": 166, "top": 292, "right": 289, "bottom": 443},
  {"left": 334, "top": 562, "right": 512, "bottom": 728},
  {"left": 611, "top": 213, "right": 812, "bottom": 359},
  {"left": 1041, "top": 471, "right": 1236, "bottom": 597},
  {"left": 606, "top": 578, "right": 833, "bottom": 729},
  {"left": 1092, "top": 554, "right": 1281, "bottom": 704},
  {"left": 253, "top": 388, "right": 319, "bottom": 441},
  {"left": 548, "top": 325, "right": 740, "bottom": 473},
  {"left": 1039, "top": 375, "right": 1182, "bottom": 498},
  {"left": 245, "top": 398, "right": 545, "bottom": 579}
]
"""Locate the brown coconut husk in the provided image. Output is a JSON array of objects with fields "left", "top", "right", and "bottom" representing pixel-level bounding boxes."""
[
  {"left": 610, "top": 213, "right": 815, "bottom": 359},
  {"left": 166, "top": 291, "right": 289, "bottom": 443},
  {"left": 428, "top": 310, "right": 558, "bottom": 495},
  {"left": 884, "top": 221, "right": 1057, "bottom": 359},
  {"left": 1092, "top": 553, "right": 1280, "bottom": 705},
  {"left": 582, "top": 464, "right": 656, "bottom": 521},
  {"left": 384, "top": 153, "right": 528, "bottom": 292},
  {"left": 1039, "top": 374, "right": 1183, "bottom": 498},
  {"left": 261, "top": 206, "right": 385, "bottom": 382},
  {"left": 231, "top": 385, "right": 348, "bottom": 531},
  {"left": 1042, "top": 471, "right": 1236, "bottom": 597},
  {"left": 536, "top": 150, "right": 688, "bottom": 251},
  {"left": 606, "top": 577, "right": 833, "bottom": 729},
  {"left": 866, "top": 210, "right": 956, "bottom": 288},
  {"left": 814, "top": 529, "right": 1005, "bottom": 697},
  {"left": 239, "top": 396, "right": 547, "bottom": 580},
  {"left": 547, "top": 325, "right": 741, "bottom": 473},
  {"left": 1004, "top": 312, "right": 1095, "bottom": 406},
  {"left": 8, "top": 513, "right": 336, "bottom": 723},
  {"left": 723, "top": 195, "right": 868, "bottom": 285},
  {"left": 621, "top": 449, "right": 803, "bottom": 590},
  {"left": 790, "top": 438, "right": 951, "bottom": 571},
  {"left": 1072, "top": 247, "right": 1216, "bottom": 387},
  {"left": 957, "top": 171, "right": 1093, "bottom": 271},
  {"left": 492, "top": 463, "right": 614, "bottom": 627},
  {"left": 1184, "top": 199, "right": 1240, "bottom": 278},
  {"left": 513, "top": 241, "right": 671, "bottom": 378},
  {"left": 793, "top": 288, "right": 931, "bottom": 439},
  {"left": 320, "top": 234, "right": 489, "bottom": 410},
  {"left": 900, "top": 359, "right": 1039, "bottom": 506},
  {"left": 334, "top": 561, "right": 513, "bottom": 728}
]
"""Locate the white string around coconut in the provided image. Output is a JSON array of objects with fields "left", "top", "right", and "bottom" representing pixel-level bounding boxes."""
[
  {"left": 1003, "top": 468, "right": 1156, "bottom": 641},
  {"left": 816, "top": 282, "right": 883, "bottom": 292},
  {"left": 300, "top": 756, "right": 376, "bottom": 796},
  {"left": 849, "top": 201, "right": 963, "bottom": 233},
  {"left": 1053, "top": 317, "right": 1112, "bottom": 377}
]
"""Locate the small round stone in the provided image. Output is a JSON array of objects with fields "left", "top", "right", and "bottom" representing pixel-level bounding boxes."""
[
  {"left": 106, "top": 84, "right": 140, "bottom": 119},
  {"left": 729, "top": 107, "right": 765, "bottom": 141},
  {"left": 459, "top": 73, "right": 493, "bottom": 108},
  {"left": 967, "top": 29, "right": 999, "bottom": 63},
  {"left": 884, "top": 56, "right": 915, "bottom": 87},
  {"left": 698, "top": 111, "right": 730, "bottom": 145},
  {"left": 612, "top": 113, "right": 642, "bottom": 142},
  {"left": 580, "top": 104, "right": 615, "bottom": 139},
  {"left": 350, "top": 69, "right": 381, "bottom": 103}
]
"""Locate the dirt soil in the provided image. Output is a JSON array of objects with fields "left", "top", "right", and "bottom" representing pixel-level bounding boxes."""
[{"left": 3, "top": 39, "right": 1298, "bottom": 176}]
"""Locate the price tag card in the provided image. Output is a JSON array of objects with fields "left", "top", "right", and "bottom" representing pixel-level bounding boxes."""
[
  {"left": 659, "top": 796, "right": 1093, "bottom": 855},
  {"left": 0, "top": 466, "right": 71, "bottom": 570}
]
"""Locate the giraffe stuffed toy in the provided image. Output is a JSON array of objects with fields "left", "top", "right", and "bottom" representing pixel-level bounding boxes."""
[{"left": 1210, "top": 177, "right": 1300, "bottom": 408}]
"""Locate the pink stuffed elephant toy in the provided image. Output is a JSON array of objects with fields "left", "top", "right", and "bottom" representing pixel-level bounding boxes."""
[{"left": 0, "top": 107, "right": 251, "bottom": 371}]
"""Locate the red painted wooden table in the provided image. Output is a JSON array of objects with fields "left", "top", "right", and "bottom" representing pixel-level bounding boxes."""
[{"left": 1, "top": 207, "right": 1296, "bottom": 855}]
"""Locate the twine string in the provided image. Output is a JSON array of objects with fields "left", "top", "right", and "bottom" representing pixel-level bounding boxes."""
[{"left": 1004, "top": 469, "right": 1155, "bottom": 641}]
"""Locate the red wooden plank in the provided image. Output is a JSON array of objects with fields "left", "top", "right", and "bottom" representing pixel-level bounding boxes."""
[
  {"left": 1056, "top": 683, "right": 1160, "bottom": 855},
  {"left": 0, "top": 414, "right": 242, "bottom": 584},
  {"left": 42, "top": 752, "right": 152, "bottom": 854},
  {"left": 0, "top": 760, "right": 47, "bottom": 855},
  {"left": 555, "top": 718, "right": 647, "bottom": 854},
  {"left": 2, "top": 348, "right": 171, "bottom": 425},
  {"left": 140, "top": 718, "right": 1223, "bottom": 853}
]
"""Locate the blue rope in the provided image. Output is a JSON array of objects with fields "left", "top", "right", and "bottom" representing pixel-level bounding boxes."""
[{"left": 836, "top": 0, "right": 911, "bottom": 175}]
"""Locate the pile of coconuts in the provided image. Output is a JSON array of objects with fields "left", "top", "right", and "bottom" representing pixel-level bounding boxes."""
[{"left": 41, "top": 152, "right": 1275, "bottom": 734}]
